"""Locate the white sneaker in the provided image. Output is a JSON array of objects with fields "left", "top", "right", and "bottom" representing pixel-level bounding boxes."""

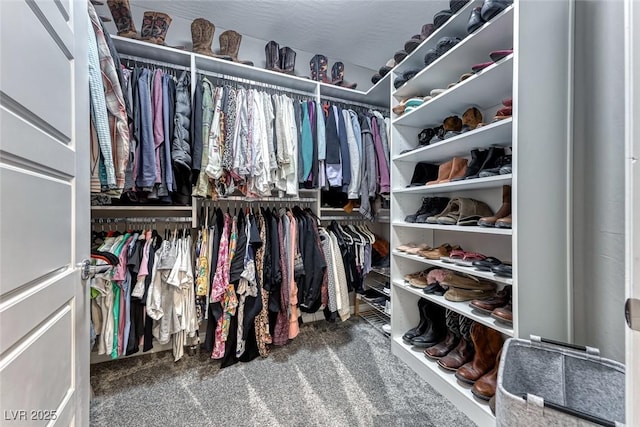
[{"left": 382, "top": 324, "right": 391, "bottom": 333}]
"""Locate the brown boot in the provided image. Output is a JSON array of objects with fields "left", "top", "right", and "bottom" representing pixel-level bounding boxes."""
[
  {"left": 495, "top": 214, "right": 512, "bottom": 228},
  {"left": 426, "top": 160, "right": 453, "bottom": 185},
  {"left": 455, "top": 323, "right": 503, "bottom": 384},
  {"left": 440, "top": 157, "right": 468, "bottom": 183},
  {"left": 107, "top": 0, "right": 138, "bottom": 38},
  {"left": 424, "top": 310, "right": 460, "bottom": 359},
  {"left": 219, "top": 30, "right": 254, "bottom": 66},
  {"left": 140, "top": 11, "right": 172, "bottom": 45},
  {"left": 438, "top": 317, "right": 474, "bottom": 371},
  {"left": 470, "top": 285, "right": 511, "bottom": 314},
  {"left": 472, "top": 348, "right": 503, "bottom": 400},
  {"left": 478, "top": 185, "right": 511, "bottom": 227},
  {"left": 191, "top": 18, "right": 232, "bottom": 59}
]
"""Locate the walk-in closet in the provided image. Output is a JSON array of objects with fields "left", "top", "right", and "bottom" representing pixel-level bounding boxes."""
[{"left": 1, "top": 0, "right": 638, "bottom": 426}]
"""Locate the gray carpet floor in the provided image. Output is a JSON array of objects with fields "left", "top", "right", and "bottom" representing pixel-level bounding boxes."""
[{"left": 90, "top": 319, "right": 471, "bottom": 427}]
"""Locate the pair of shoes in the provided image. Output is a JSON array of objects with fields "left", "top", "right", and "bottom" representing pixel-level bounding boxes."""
[
  {"left": 404, "top": 197, "right": 450, "bottom": 222},
  {"left": 467, "top": 0, "right": 513, "bottom": 34},
  {"left": 393, "top": 97, "right": 424, "bottom": 116},
  {"left": 426, "top": 198, "right": 494, "bottom": 226},
  {"left": 310, "top": 55, "right": 357, "bottom": 88},
  {"left": 418, "top": 245, "right": 459, "bottom": 260},
  {"left": 403, "top": 300, "right": 447, "bottom": 348},
  {"left": 265, "top": 41, "right": 296, "bottom": 74},
  {"left": 426, "top": 157, "right": 469, "bottom": 184},
  {"left": 479, "top": 185, "right": 512, "bottom": 228},
  {"left": 471, "top": 49, "right": 514, "bottom": 74},
  {"left": 442, "top": 250, "right": 487, "bottom": 267},
  {"left": 108, "top": 0, "right": 173, "bottom": 45},
  {"left": 493, "top": 98, "right": 513, "bottom": 121},
  {"left": 469, "top": 285, "right": 512, "bottom": 314},
  {"left": 433, "top": 0, "right": 471, "bottom": 30},
  {"left": 454, "top": 323, "right": 504, "bottom": 390},
  {"left": 426, "top": 311, "right": 476, "bottom": 371},
  {"left": 423, "top": 36, "right": 464, "bottom": 67},
  {"left": 459, "top": 146, "right": 509, "bottom": 180},
  {"left": 423, "top": 106, "right": 482, "bottom": 145},
  {"left": 404, "top": 23, "right": 437, "bottom": 54},
  {"left": 191, "top": 19, "right": 252, "bottom": 64}
]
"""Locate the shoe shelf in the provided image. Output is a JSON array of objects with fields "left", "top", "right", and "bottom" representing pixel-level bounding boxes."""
[
  {"left": 393, "top": 55, "right": 513, "bottom": 128},
  {"left": 360, "top": 310, "right": 391, "bottom": 337},
  {"left": 392, "top": 250, "right": 513, "bottom": 286},
  {"left": 390, "top": 337, "right": 494, "bottom": 426},
  {"left": 392, "top": 222, "right": 512, "bottom": 236},
  {"left": 393, "top": 174, "right": 512, "bottom": 195},
  {"left": 319, "top": 75, "right": 390, "bottom": 108},
  {"left": 393, "top": 118, "right": 512, "bottom": 163},
  {"left": 394, "top": 6, "right": 514, "bottom": 99},
  {"left": 370, "top": 267, "right": 391, "bottom": 278},
  {"left": 112, "top": 35, "right": 192, "bottom": 67},
  {"left": 393, "top": 0, "right": 483, "bottom": 75},
  {"left": 393, "top": 280, "right": 514, "bottom": 337},
  {"left": 357, "top": 294, "right": 390, "bottom": 318}
]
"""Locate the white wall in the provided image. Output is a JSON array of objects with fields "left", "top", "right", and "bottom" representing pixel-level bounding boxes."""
[
  {"left": 101, "top": 5, "right": 377, "bottom": 91},
  {"left": 573, "top": 0, "right": 626, "bottom": 361}
]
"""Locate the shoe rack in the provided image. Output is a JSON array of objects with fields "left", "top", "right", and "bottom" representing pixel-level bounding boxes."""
[{"left": 389, "top": 1, "right": 573, "bottom": 425}]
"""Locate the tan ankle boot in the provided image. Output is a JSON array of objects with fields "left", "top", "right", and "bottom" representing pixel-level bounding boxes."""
[
  {"left": 441, "top": 157, "right": 468, "bottom": 183},
  {"left": 427, "top": 160, "right": 453, "bottom": 185}
]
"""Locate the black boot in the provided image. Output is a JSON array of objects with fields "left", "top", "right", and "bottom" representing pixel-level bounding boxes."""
[
  {"left": 415, "top": 196, "right": 450, "bottom": 223},
  {"left": 465, "top": 147, "right": 505, "bottom": 180},
  {"left": 280, "top": 47, "right": 296, "bottom": 75},
  {"left": 452, "top": 149, "right": 488, "bottom": 181},
  {"left": 411, "top": 301, "right": 447, "bottom": 347},
  {"left": 265, "top": 41, "right": 282, "bottom": 72},
  {"left": 402, "top": 299, "right": 430, "bottom": 343},
  {"left": 405, "top": 197, "right": 432, "bottom": 223}
]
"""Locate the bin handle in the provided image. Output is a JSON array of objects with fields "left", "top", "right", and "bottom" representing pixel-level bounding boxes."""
[
  {"left": 530, "top": 335, "right": 600, "bottom": 356},
  {"left": 521, "top": 394, "right": 616, "bottom": 427}
]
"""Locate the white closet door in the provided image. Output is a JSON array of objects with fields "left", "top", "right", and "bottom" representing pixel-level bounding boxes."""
[
  {"left": 0, "top": 0, "right": 90, "bottom": 425},
  {"left": 626, "top": 1, "right": 640, "bottom": 425}
]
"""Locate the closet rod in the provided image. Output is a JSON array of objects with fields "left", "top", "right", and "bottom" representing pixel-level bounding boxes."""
[
  {"left": 119, "top": 54, "right": 191, "bottom": 72},
  {"left": 91, "top": 216, "right": 192, "bottom": 223},
  {"left": 197, "top": 69, "right": 316, "bottom": 98},
  {"left": 320, "top": 95, "right": 389, "bottom": 112},
  {"left": 320, "top": 216, "right": 369, "bottom": 222},
  {"left": 200, "top": 196, "right": 317, "bottom": 204}
]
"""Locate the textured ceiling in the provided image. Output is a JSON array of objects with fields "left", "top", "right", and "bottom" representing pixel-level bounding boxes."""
[{"left": 123, "top": 0, "right": 450, "bottom": 70}]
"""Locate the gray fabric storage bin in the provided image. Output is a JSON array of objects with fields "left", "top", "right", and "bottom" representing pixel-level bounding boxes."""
[{"left": 496, "top": 336, "right": 625, "bottom": 427}]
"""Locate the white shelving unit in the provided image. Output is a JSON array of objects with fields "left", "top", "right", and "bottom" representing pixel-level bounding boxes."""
[{"left": 389, "top": 2, "right": 573, "bottom": 426}]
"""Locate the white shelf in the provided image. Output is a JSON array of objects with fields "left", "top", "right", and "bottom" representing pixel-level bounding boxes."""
[
  {"left": 393, "top": 55, "right": 513, "bottom": 128},
  {"left": 392, "top": 250, "right": 513, "bottom": 286},
  {"left": 394, "top": 175, "right": 512, "bottom": 194},
  {"left": 392, "top": 222, "right": 513, "bottom": 235},
  {"left": 112, "top": 35, "right": 390, "bottom": 108},
  {"left": 357, "top": 294, "right": 390, "bottom": 318},
  {"left": 391, "top": 337, "right": 495, "bottom": 426},
  {"left": 394, "top": 118, "right": 512, "bottom": 163},
  {"left": 112, "top": 35, "right": 192, "bottom": 67},
  {"left": 320, "top": 76, "right": 389, "bottom": 108},
  {"left": 394, "top": 6, "right": 514, "bottom": 99},
  {"left": 393, "top": 280, "right": 514, "bottom": 336},
  {"left": 393, "top": 0, "right": 484, "bottom": 75}
]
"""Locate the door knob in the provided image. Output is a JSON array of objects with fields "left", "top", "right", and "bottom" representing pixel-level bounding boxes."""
[{"left": 625, "top": 298, "right": 640, "bottom": 331}]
